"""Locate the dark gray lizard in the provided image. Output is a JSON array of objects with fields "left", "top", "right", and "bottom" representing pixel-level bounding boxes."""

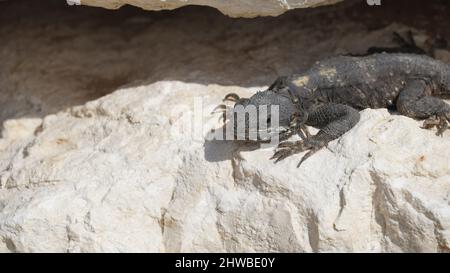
[{"left": 223, "top": 53, "right": 450, "bottom": 167}]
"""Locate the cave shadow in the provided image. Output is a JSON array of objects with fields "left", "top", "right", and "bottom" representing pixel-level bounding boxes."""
[{"left": 1, "top": 0, "right": 450, "bottom": 129}]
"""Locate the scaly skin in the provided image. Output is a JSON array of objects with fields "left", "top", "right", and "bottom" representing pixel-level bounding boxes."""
[{"left": 227, "top": 53, "right": 450, "bottom": 167}]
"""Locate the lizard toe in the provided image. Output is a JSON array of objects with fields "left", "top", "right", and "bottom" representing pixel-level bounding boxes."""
[
  {"left": 211, "top": 104, "right": 230, "bottom": 114},
  {"left": 422, "top": 114, "right": 449, "bottom": 136},
  {"left": 271, "top": 149, "right": 295, "bottom": 163},
  {"left": 272, "top": 140, "right": 314, "bottom": 164},
  {"left": 223, "top": 93, "right": 240, "bottom": 102},
  {"left": 277, "top": 141, "right": 298, "bottom": 149},
  {"left": 436, "top": 118, "right": 448, "bottom": 137},
  {"left": 297, "top": 150, "right": 317, "bottom": 168}
]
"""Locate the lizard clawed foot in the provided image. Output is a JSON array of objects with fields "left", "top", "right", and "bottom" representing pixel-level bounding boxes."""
[
  {"left": 215, "top": 94, "right": 249, "bottom": 124},
  {"left": 270, "top": 138, "right": 326, "bottom": 168},
  {"left": 278, "top": 129, "right": 293, "bottom": 141},
  {"left": 212, "top": 104, "right": 233, "bottom": 124},
  {"left": 223, "top": 93, "right": 240, "bottom": 102},
  {"left": 216, "top": 93, "right": 242, "bottom": 123},
  {"left": 214, "top": 93, "right": 241, "bottom": 115},
  {"left": 211, "top": 104, "right": 229, "bottom": 114},
  {"left": 422, "top": 113, "right": 449, "bottom": 137}
]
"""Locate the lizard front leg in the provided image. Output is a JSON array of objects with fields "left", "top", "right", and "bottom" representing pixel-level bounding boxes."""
[{"left": 271, "top": 103, "right": 360, "bottom": 167}]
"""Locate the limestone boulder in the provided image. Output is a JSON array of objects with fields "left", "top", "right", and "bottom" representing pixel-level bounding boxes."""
[{"left": 0, "top": 81, "right": 448, "bottom": 252}]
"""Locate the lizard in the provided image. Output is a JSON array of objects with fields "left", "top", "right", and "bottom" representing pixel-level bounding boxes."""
[{"left": 220, "top": 53, "right": 450, "bottom": 167}]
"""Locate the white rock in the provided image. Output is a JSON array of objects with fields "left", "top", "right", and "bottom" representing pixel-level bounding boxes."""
[
  {"left": 0, "top": 81, "right": 449, "bottom": 252},
  {"left": 78, "top": 0, "right": 343, "bottom": 18}
]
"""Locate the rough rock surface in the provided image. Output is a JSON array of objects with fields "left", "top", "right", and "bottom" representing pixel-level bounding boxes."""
[
  {"left": 0, "top": 0, "right": 450, "bottom": 252},
  {"left": 0, "top": 81, "right": 449, "bottom": 253},
  {"left": 78, "top": 0, "right": 343, "bottom": 18}
]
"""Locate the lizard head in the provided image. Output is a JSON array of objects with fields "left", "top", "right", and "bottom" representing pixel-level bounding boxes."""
[{"left": 231, "top": 90, "right": 299, "bottom": 141}]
